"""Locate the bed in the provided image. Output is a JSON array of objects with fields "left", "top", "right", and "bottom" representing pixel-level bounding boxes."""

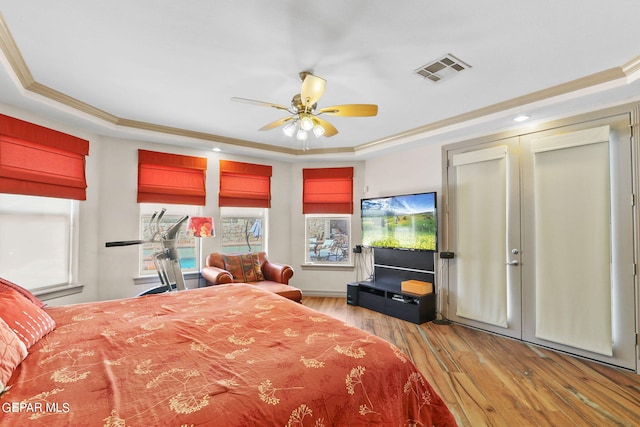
[{"left": 1, "top": 282, "right": 456, "bottom": 426}]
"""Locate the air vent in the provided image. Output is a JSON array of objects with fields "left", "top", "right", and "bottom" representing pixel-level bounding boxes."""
[{"left": 415, "top": 54, "right": 471, "bottom": 83}]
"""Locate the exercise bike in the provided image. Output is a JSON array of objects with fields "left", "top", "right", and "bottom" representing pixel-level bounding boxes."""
[{"left": 105, "top": 209, "right": 189, "bottom": 295}]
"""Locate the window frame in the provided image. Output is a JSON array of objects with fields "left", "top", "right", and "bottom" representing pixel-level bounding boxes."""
[
  {"left": 219, "top": 207, "right": 268, "bottom": 254},
  {"left": 305, "top": 214, "right": 352, "bottom": 266},
  {"left": 0, "top": 193, "right": 78, "bottom": 291},
  {"left": 138, "top": 204, "right": 202, "bottom": 276}
]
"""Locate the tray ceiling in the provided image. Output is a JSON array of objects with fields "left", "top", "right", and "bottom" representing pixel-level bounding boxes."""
[{"left": 1, "top": 1, "right": 640, "bottom": 159}]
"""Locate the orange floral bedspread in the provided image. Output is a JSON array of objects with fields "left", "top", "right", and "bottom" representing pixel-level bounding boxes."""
[{"left": 2, "top": 284, "right": 456, "bottom": 426}]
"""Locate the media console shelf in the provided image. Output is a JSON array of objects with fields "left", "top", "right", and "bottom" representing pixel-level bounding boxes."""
[
  {"left": 348, "top": 280, "right": 435, "bottom": 324},
  {"left": 347, "top": 248, "right": 436, "bottom": 324}
]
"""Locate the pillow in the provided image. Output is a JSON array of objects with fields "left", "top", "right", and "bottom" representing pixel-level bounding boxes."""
[
  {"left": 0, "top": 317, "right": 28, "bottom": 393},
  {"left": 0, "top": 288, "right": 56, "bottom": 349},
  {"left": 0, "top": 277, "right": 46, "bottom": 308},
  {"left": 223, "top": 253, "right": 264, "bottom": 283}
]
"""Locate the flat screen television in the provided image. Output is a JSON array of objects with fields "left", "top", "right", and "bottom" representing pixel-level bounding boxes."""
[{"left": 361, "top": 192, "right": 437, "bottom": 251}]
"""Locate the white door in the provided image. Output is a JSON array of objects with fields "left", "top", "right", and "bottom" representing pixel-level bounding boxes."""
[
  {"left": 444, "top": 116, "right": 637, "bottom": 370},
  {"left": 520, "top": 118, "right": 636, "bottom": 369},
  {"left": 445, "top": 138, "right": 522, "bottom": 339}
]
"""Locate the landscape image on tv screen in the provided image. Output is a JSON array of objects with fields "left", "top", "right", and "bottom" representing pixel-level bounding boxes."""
[{"left": 361, "top": 192, "right": 437, "bottom": 251}]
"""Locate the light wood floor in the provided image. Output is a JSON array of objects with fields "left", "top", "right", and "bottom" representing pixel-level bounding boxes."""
[{"left": 303, "top": 296, "right": 640, "bottom": 427}]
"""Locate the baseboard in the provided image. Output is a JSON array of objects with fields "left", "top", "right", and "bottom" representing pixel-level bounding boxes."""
[{"left": 302, "top": 290, "right": 347, "bottom": 298}]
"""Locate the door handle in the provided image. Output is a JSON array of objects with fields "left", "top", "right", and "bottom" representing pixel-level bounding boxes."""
[{"left": 506, "top": 260, "right": 519, "bottom": 266}]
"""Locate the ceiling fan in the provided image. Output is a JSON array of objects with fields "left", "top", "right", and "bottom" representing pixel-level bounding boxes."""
[{"left": 231, "top": 71, "right": 378, "bottom": 149}]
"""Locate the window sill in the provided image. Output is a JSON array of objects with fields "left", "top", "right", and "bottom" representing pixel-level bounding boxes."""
[
  {"left": 134, "top": 271, "right": 203, "bottom": 287},
  {"left": 32, "top": 283, "right": 84, "bottom": 301}
]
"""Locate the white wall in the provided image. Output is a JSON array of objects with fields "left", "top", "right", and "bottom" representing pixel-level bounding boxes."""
[
  {"left": 0, "top": 104, "right": 446, "bottom": 303},
  {"left": 88, "top": 136, "right": 443, "bottom": 300},
  {"left": 288, "top": 161, "right": 366, "bottom": 296},
  {"left": 93, "top": 141, "right": 376, "bottom": 299},
  {"left": 363, "top": 142, "right": 445, "bottom": 242},
  {"left": 288, "top": 144, "right": 447, "bottom": 296},
  {"left": 360, "top": 142, "right": 446, "bottom": 298},
  {"left": 94, "top": 137, "right": 301, "bottom": 301}
]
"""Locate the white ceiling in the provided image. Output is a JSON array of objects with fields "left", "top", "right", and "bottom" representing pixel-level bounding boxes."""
[{"left": 1, "top": 0, "right": 640, "bottom": 160}]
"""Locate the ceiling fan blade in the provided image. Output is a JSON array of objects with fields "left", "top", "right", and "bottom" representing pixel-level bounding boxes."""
[
  {"left": 259, "top": 116, "right": 294, "bottom": 131},
  {"left": 312, "top": 116, "right": 338, "bottom": 137},
  {"left": 300, "top": 74, "right": 326, "bottom": 109},
  {"left": 317, "top": 104, "right": 378, "bottom": 117},
  {"left": 231, "top": 97, "right": 290, "bottom": 111}
]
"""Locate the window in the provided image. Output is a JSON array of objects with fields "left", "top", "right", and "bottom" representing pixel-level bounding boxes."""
[
  {"left": 139, "top": 204, "right": 201, "bottom": 276},
  {"left": 218, "top": 160, "right": 271, "bottom": 254},
  {"left": 136, "top": 150, "right": 207, "bottom": 276},
  {"left": 0, "top": 115, "right": 87, "bottom": 292},
  {"left": 305, "top": 215, "right": 351, "bottom": 265},
  {"left": 0, "top": 193, "right": 76, "bottom": 290},
  {"left": 220, "top": 207, "right": 267, "bottom": 254},
  {"left": 303, "top": 167, "right": 354, "bottom": 265}
]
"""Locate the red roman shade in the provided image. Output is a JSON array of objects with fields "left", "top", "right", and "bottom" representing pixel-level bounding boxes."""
[
  {"left": 137, "top": 149, "right": 207, "bottom": 205},
  {"left": 0, "top": 114, "right": 89, "bottom": 200},
  {"left": 219, "top": 160, "right": 272, "bottom": 208},
  {"left": 303, "top": 167, "right": 353, "bottom": 214}
]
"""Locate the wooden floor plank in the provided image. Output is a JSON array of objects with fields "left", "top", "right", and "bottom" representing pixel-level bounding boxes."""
[
  {"left": 448, "top": 371, "right": 508, "bottom": 426},
  {"left": 303, "top": 297, "right": 640, "bottom": 427}
]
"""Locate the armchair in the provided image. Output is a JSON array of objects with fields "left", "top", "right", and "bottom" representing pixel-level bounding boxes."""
[{"left": 201, "top": 252, "right": 301, "bottom": 302}]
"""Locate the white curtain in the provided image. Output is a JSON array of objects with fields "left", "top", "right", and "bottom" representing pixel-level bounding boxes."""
[
  {"left": 532, "top": 126, "right": 613, "bottom": 356},
  {"left": 453, "top": 146, "right": 509, "bottom": 328}
]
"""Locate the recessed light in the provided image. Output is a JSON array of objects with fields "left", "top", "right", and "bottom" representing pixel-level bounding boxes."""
[
  {"left": 212, "top": 147, "right": 222, "bottom": 152},
  {"left": 513, "top": 115, "right": 531, "bottom": 122}
]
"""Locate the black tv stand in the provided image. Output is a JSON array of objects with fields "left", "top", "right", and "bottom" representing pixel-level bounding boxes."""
[
  {"left": 347, "top": 248, "right": 436, "bottom": 324},
  {"left": 348, "top": 280, "right": 435, "bottom": 324}
]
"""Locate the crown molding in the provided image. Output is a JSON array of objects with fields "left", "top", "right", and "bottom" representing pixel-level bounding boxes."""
[
  {"left": 0, "top": 12, "right": 33, "bottom": 86},
  {"left": 0, "top": 12, "right": 637, "bottom": 158},
  {"left": 622, "top": 54, "right": 640, "bottom": 77},
  {"left": 116, "top": 118, "right": 299, "bottom": 155},
  {"left": 0, "top": 13, "right": 299, "bottom": 156},
  {"left": 355, "top": 67, "right": 627, "bottom": 153}
]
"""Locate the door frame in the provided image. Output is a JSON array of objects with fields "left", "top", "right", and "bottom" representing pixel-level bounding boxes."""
[
  {"left": 519, "top": 115, "right": 636, "bottom": 370},
  {"left": 443, "top": 137, "right": 522, "bottom": 339},
  {"left": 440, "top": 105, "right": 640, "bottom": 373}
]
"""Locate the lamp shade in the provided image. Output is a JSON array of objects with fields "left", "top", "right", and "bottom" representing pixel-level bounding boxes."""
[
  {"left": 187, "top": 217, "right": 214, "bottom": 237},
  {"left": 313, "top": 124, "right": 325, "bottom": 137},
  {"left": 282, "top": 121, "right": 296, "bottom": 136},
  {"left": 300, "top": 115, "right": 314, "bottom": 131},
  {"left": 296, "top": 129, "right": 308, "bottom": 141}
]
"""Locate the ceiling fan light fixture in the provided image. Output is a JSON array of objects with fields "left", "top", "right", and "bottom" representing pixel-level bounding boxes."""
[
  {"left": 283, "top": 121, "right": 297, "bottom": 136},
  {"left": 233, "top": 72, "right": 377, "bottom": 148},
  {"left": 300, "top": 115, "right": 314, "bottom": 131},
  {"left": 313, "top": 124, "right": 325, "bottom": 137}
]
